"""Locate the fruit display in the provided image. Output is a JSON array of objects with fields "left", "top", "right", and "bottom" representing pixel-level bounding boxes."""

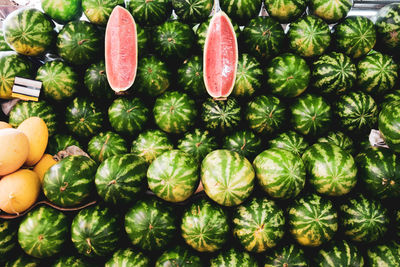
[{"left": 1, "top": 1, "right": 400, "bottom": 266}]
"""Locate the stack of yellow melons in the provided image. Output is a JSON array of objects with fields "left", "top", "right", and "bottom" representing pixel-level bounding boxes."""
[{"left": 0, "top": 117, "right": 57, "bottom": 215}]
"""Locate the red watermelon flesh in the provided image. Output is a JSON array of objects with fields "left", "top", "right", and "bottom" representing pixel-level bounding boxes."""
[
  {"left": 203, "top": 11, "right": 238, "bottom": 99},
  {"left": 105, "top": 6, "right": 137, "bottom": 92}
]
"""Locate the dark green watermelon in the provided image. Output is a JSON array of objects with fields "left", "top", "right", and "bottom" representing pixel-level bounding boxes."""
[
  {"left": 18, "top": 206, "right": 68, "bottom": 258},
  {"left": 220, "top": 0, "right": 263, "bottom": 25},
  {"left": 381, "top": 90, "right": 400, "bottom": 110},
  {"left": 263, "top": 244, "right": 308, "bottom": 266},
  {"left": 288, "top": 194, "right": 338, "bottom": 247},
  {"left": 245, "top": 95, "right": 286, "bottom": 135},
  {"left": 87, "top": 131, "right": 128, "bottom": 163},
  {"left": 43, "top": 155, "right": 97, "bottom": 207},
  {"left": 41, "top": 0, "right": 82, "bottom": 24},
  {"left": 125, "top": 197, "right": 176, "bottom": 251},
  {"left": 47, "top": 134, "right": 80, "bottom": 155},
  {"left": 201, "top": 98, "right": 241, "bottom": 133},
  {"left": 84, "top": 60, "right": 114, "bottom": 99},
  {"left": 177, "top": 129, "right": 218, "bottom": 163},
  {"left": 210, "top": 248, "right": 258, "bottom": 267},
  {"left": 127, "top": 0, "right": 172, "bottom": 26},
  {"left": 317, "top": 131, "right": 355, "bottom": 155},
  {"left": 82, "top": 0, "right": 124, "bottom": 25},
  {"left": 52, "top": 255, "right": 93, "bottom": 267},
  {"left": 375, "top": 3, "right": 400, "bottom": 54},
  {"left": 0, "top": 220, "right": 17, "bottom": 258},
  {"left": 5, "top": 254, "right": 40, "bottom": 267},
  {"left": 311, "top": 52, "right": 356, "bottom": 95},
  {"left": 310, "top": 0, "right": 353, "bottom": 23},
  {"left": 105, "top": 248, "right": 150, "bottom": 267},
  {"left": 223, "top": 130, "right": 262, "bottom": 160},
  {"left": 233, "top": 197, "right": 285, "bottom": 252},
  {"left": 56, "top": 20, "right": 102, "bottom": 65},
  {"left": 264, "top": 0, "right": 308, "bottom": 23},
  {"left": 156, "top": 245, "right": 202, "bottom": 267},
  {"left": 287, "top": 15, "right": 331, "bottom": 58},
  {"left": 0, "top": 29, "right": 11, "bottom": 51},
  {"left": 181, "top": 198, "right": 229, "bottom": 252},
  {"left": 291, "top": 94, "right": 332, "bottom": 136},
  {"left": 232, "top": 53, "right": 263, "bottom": 97},
  {"left": 266, "top": 53, "right": 310, "bottom": 97},
  {"left": 314, "top": 239, "right": 364, "bottom": 267},
  {"left": 253, "top": 148, "right": 306, "bottom": 200},
  {"left": 36, "top": 60, "right": 78, "bottom": 101},
  {"left": 65, "top": 97, "right": 104, "bottom": 138},
  {"left": 71, "top": 205, "right": 120, "bottom": 257},
  {"left": 340, "top": 194, "right": 389, "bottom": 243},
  {"left": 367, "top": 241, "right": 400, "bottom": 267},
  {"left": 172, "top": 0, "right": 212, "bottom": 24},
  {"left": 379, "top": 100, "right": 400, "bottom": 152},
  {"left": 177, "top": 56, "right": 206, "bottom": 97},
  {"left": 268, "top": 131, "right": 309, "bottom": 156}
]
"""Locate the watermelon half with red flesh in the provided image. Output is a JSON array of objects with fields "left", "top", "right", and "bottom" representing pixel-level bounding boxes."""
[
  {"left": 204, "top": 11, "right": 238, "bottom": 99},
  {"left": 105, "top": 6, "right": 138, "bottom": 92}
]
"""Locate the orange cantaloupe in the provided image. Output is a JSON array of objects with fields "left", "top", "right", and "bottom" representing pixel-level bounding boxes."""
[
  {"left": 0, "top": 121, "right": 12, "bottom": 129},
  {"left": 0, "top": 128, "right": 29, "bottom": 176},
  {"left": 33, "top": 154, "right": 57, "bottom": 184}
]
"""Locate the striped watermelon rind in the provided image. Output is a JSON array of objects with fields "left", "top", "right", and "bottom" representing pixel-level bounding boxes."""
[
  {"left": 177, "top": 128, "right": 218, "bottom": 163},
  {"left": 379, "top": 101, "right": 400, "bottom": 153},
  {"left": 131, "top": 130, "right": 174, "bottom": 164},
  {"left": 41, "top": 0, "right": 82, "bottom": 24},
  {"left": 232, "top": 53, "right": 263, "bottom": 97},
  {"left": 268, "top": 131, "right": 309, "bottom": 156},
  {"left": 0, "top": 220, "right": 17, "bottom": 258},
  {"left": 106, "top": 248, "right": 150, "bottom": 267},
  {"left": 375, "top": 3, "right": 400, "bottom": 53},
  {"left": 84, "top": 60, "right": 114, "bottom": 99},
  {"left": 223, "top": 130, "right": 262, "bottom": 160},
  {"left": 82, "top": 0, "right": 124, "bottom": 26},
  {"left": 4, "top": 254, "right": 40, "bottom": 267},
  {"left": 367, "top": 241, "right": 400, "bottom": 267},
  {"left": 87, "top": 131, "right": 128, "bottom": 163},
  {"left": 210, "top": 248, "right": 258, "bottom": 267},
  {"left": 310, "top": 0, "right": 353, "bottom": 23},
  {"left": 52, "top": 255, "right": 93, "bottom": 267},
  {"left": 264, "top": 244, "right": 308, "bottom": 267},
  {"left": 47, "top": 134, "right": 80, "bottom": 155},
  {"left": 201, "top": 98, "right": 241, "bottom": 133},
  {"left": 263, "top": 0, "right": 308, "bottom": 23},
  {"left": 220, "top": 0, "right": 263, "bottom": 25},
  {"left": 314, "top": 239, "right": 364, "bottom": 267},
  {"left": 172, "top": 0, "right": 213, "bottom": 24},
  {"left": 177, "top": 56, "right": 206, "bottom": 97},
  {"left": 127, "top": 0, "right": 172, "bottom": 26},
  {"left": 155, "top": 245, "right": 202, "bottom": 267},
  {"left": 317, "top": 131, "right": 355, "bottom": 155}
]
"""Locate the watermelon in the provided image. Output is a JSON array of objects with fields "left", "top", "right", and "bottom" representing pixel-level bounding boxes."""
[
  {"left": 253, "top": 148, "right": 306, "bottom": 200},
  {"left": 332, "top": 16, "right": 376, "bottom": 59},
  {"left": 291, "top": 94, "right": 332, "bottom": 136},
  {"left": 82, "top": 0, "right": 124, "bottom": 25},
  {"left": 47, "top": 134, "right": 80, "bottom": 155},
  {"left": 87, "top": 131, "right": 128, "bottom": 163},
  {"left": 0, "top": 29, "right": 10, "bottom": 51},
  {"left": 84, "top": 60, "right": 114, "bottom": 99},
  {"left": 287, "top": 15, "right": 331, "bottom": 58},
  {"left": 0, "top": 220, "right": 17, "bottom": 258},
  {"left": 147, "top": 150, "right": 199, "bottom": 202},
  {"left": 41, "top": 0, "right": 82, "bottom": 24},
  {"left": 233, "top": 197, "right": 285, "bottom": 253},
  {"left": 314, "top": 239, "right": 364, "bottom": 267},
  {"left": 335, "top": 91, "right": 378, "bottom": 132},
  {"left": 0, "top": 51, "right": 33, "bottom": 99},
  {"left": 381, "top": 90, "right": 400, "bottom": 110},
  {"left": 356, "top": 147, "right": 400, "bottom": 199},
  {"left": 153, "top": 91, "right": 197, "bottom": 134},
  {"left": 134, "top": 55, "right": 171, "bottom": 96},
  {"left": 3, "top": 8, "right": 55, "bottom": 56},
  {"left": 36, "top": 60, "right": 78, "bottom": 101},
  {"left": 65, "top": 97, "right": 104, "bottom": 138},
  {"left": 232, "top": 53, "right": 263, "bottom": 97},
  {"left": 131, "top": 129, "right": 174, "bottom": 164},
  {"left": 9, "top": 100, "right": 58, "bottom": 136},
  {"left": 57, "top": 20, "right": 102, "bottom": 65},
  {"left": 210, "top": 248, "right": 258, "bottom": 267},
  {"left": 311, "top": 52, "right": 357, "bottom": 95},
  {"left": 268, "top": 131, "right": 309, "bottom": 156},
  {"left": 5, "top": 254, "right": 40, "bottom": 267},
  {"left": 201, "top": 98, "right": 241, "bottom": 133},
  {"left": 71, "top": 205, "right": 120, "bottom": 257},
  {"left": 357, "top": 50, "right": 398, "bottom": 95},
  {"left": 172, "top": 0, "right": 213, "bottom": 24},
  {"left": 177, "top": 56, "right": 206, "bottom": 97},
  {"left": 367, "top": 241, "right": 400, "bottom": 267},
  {"left": 108, "top": 97, "right": 149, "bottom": 135},
  {"left": 203, "top": 11, "right": 238, "bottom": 99},
  {"left": 263, "top": 244, "right": 308, "bottom": 267},
  {"left": 105, "top": 6, "right": 137, "bottom": 92},
  {"left": 127, "top": 0, "right": 172, "bottom": 26},
  {"left": 317, "top": 131, "right": 355, "bottom": 155},
  {"left": 379, "top": 101, "right": 400, "bottom": 152},
  {"left": 263, "top": 0, "right": 308, "bottom": 23},
  {"left": 43, "top": 155, "right": 97, "bottom": 207},
  {"left": 52, "top": 255, "right": 93, "bottom": 267},
  {"left": 125, "top": 197, "right": 176, "bottom": 251},
  {"left": 95, "top": 154, "right": 147, "bottom": 206},
  {"left": 340, "top": 194, "right": 389, "bottom": 243},
  {"left": 181, "top": 198, "right": 229, "bottom": 252},
  {"left": 288, "top": 194, "right": 338, "bottom": 247},
  {"left": 223, "top": 130, "right": 262, "bottom": 160},
  {"left": 266, "top": 53, "right": 310, "bottom": 97},
  {"left": 152, "top": 21, "right": 195, "bottom": 62},
  {"left": 220, "top": 0, "right": 263, "bottom": 25},
  {"left": 310, "top": 0, "right": 353, "bottom": 23},
  {"left": 303, "top": 142, "right": 357, "bottom": 196},
  {"left": 106, "top": 248, "right": 150, "bottom": 267},
  {"left": 245, "top": 95, "right": 286, "bottom": 135},
  {"left": 156, "top": 245, "right": 202, "bottom": 267},
  {"left": 201, "top": 149, "right": 255, "bottom": 206},
  {"left": 177, "top": 129, "right": 218, "bottom": 163},
  {"left": 18, "top": 206, "right": 68, "bottom": 258},
  {"left": 375, "top": 3, "right": 400, "bottom": 54},
  {"left": 136, "top": 24, "right": 148, "bottom": 56}
]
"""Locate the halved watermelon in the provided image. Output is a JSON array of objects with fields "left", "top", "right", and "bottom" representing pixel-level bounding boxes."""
[
  {"left": 105, "top": 6, "right": 137, "bottom": 92},
  {"left": 203, "top": 11, "right": 238, "bottom": 99}
]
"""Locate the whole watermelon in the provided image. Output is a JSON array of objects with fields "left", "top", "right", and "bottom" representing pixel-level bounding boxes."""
[
  {"left": 233, "top": 197, "right": 285, "bottom": 252},
  {"left": 210, "top": 248, "right": 258, "bottom": 267},
  {"left": 155, "top": 245, "right": 202, "bottom": 267},
  {"left": 95, "top": 154, "right": 147, "bottom": 206},
  {"left": 201, "top": 98, "right": 241, "bottom": 133},
  {"left": 263, "top": 244, "right": 308, "bottom": 266},
  {"left": 47, "top": 134, "right": 80, "bottom": 155},
  {"left": 310, "top": 0, "right": 353, "bottom": 23},
  {"left": 232, "top": 53, "right": 263, "bottom": 97},
  {"left": 41, "top": 0, "right": 82, "bottom": 24},
  {"left": 106, "top": 249, "right": 150, "bottom": 267},
  {"left": 314, "top": 239, "right": 364, "bottom": 267},
  {"left": 172, "top": 0, "right": 212, "bottom": 24},
  {"left": 177, "top": 129, "right": 218, "bottom": 163},
  {"left": 367, "top": 241, "right": 400, "bottom": 267},
  {"left": 0, "top": 29, "right": 10, "bottom": 51},
  {"left": 84, "top": 60, "right": 114, "bottom": 99},
  {"left": 268, "top": 131, "right": 309, "bottom": 156},
  {"left": 18, "top": 206, "right": 68, "bottom": 258},
  {"left": 82, "top": 0, "right": 124, "bottom": 25},
  {"left": 201, "top": 149, "right": 255, "bottom": 206},
  {"left": 0, "top": 220, "right": 17, "bottom": 258},
  {"left": 87, "top": 131, "right": 128, "bottom": 163},
  {"left": 51, "top": 255, "right": 93, "bottom": 267},
  {"left": 375, "top": 3, "right": 400, "bottom": 54},
  {"left": 253, "top": 148, "right": 306, "bottom": 199},
  {"left": 177, "top": 56, "right": 206, "bottom": 97},
  {"left": 71, "top": 205, "right": 120, "bottom": 257},
  {"left": 379, "top": 100, "right": 400, "bottom": 152},
  {"left": 317, "top": 131, "right": 355, "bottom": 155},
  {"left": 5, "top": 254, "right": 40, "bottom": 267},
  {"left": 220, "top": 0, "right": 263, "bottom": 25},
  {"left": 223, "top": 130, "right": 262, "bottom": 160},
  {"left": 264, "top": 0, "right": 308, "bottom": 23},
  {"left": 181, "top": 198, "right": 229, "bottom": 252},
  {"left": 127, "top": 0, "right": 172, "bottom": 26},
  {"left": 381, "top": 90, "right": 400, "bottom": 110},
  {"left": 3, "top": 8, "right": 55, "bottom": 56},
  {"left": 43, "top": 155, "right": 97, "bottom": 207}
]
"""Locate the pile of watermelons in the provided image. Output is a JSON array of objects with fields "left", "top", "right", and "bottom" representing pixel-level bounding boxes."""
[{"left": 1, "top": 0, "right": 400, "bottom": 265}]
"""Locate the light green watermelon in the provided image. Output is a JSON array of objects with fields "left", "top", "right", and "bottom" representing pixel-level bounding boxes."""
[
  {"left": 232, "top": 53, "right": 263, "bottom": 97},
  {"left": 268, "top": 131, "right": 309, "bottom": 156},
  {"left": 310, "top": 0, "right": 353, "bottom": 23},
  {"left": 367, "top": 241, "right": 400, "bottom": 267},
  {"left": 41, "top": 0, "right": 82, "bottom": 24},
  {"left": 317, "top": 131, "right": 355, "bottom": 155},
  {"left": 379, "top": 100, "right": 400, "bottom": 152},
  {"left": 82, "top": 0, "right": 124, "bottom": 25},
  {"left": 201, "top": 98, "right": 241, "bottom": 133},
  {"left": 131, "top": 130, "right": 174, "bottom": 164}
]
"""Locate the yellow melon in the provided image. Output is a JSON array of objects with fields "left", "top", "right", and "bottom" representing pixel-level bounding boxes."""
[
  {"left": 0, "top": 169, "right": 41, "bottom": 214},
  {"left": 0, "top": 121, "right": 12, "bottom": 129},
  {"left": 33, "top": 154, "right": 57, "bottom": 184},
  {"left": 17, "top": 117, "right": 49, "bottom": 166},
  {"left": 0, "top": 128, "right": 30, "bottom": 176}
]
